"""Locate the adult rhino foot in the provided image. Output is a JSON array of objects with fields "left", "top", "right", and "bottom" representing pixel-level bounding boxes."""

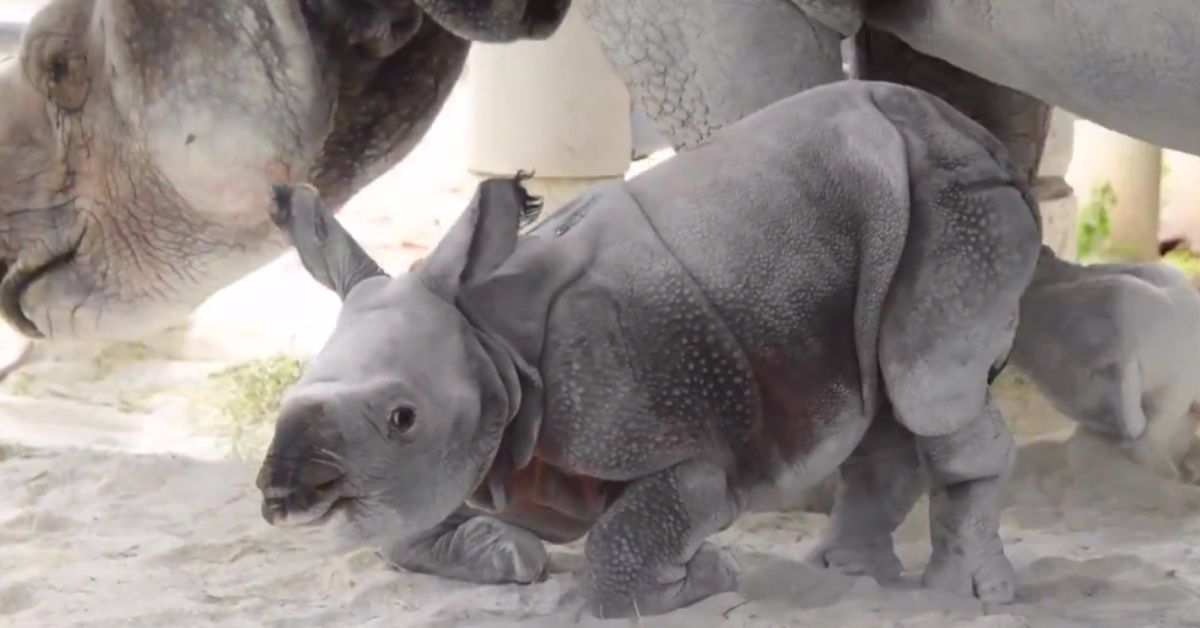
[
  {"left": 922, "top": 549, "right": 1015, "bottom": 603},
  {"left": 806, "top": 536, "right": 904, "bottom": 583}
]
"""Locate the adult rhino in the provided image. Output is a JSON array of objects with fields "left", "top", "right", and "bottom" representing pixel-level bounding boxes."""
[
  {"left": 432, "top": 0, "right": 1197, "bottom": 198},
  {"left": 0, "top": 0, "right": 557, "bottom": 340},
  {"left": 1, "top": 0, "right": 1196, "bottom": 342}
]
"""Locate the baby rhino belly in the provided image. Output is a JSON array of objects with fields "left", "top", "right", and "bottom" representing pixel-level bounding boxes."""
[
  {"left": 486, "top": 460, "right": 624, "bottom": 544},
  {"left": 742, "top": 361, "right": 873, "bottom": 512}
]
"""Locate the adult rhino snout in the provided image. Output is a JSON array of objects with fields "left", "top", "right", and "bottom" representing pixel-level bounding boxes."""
[
  {"left": 256, "top": 403, "right": 350, "bottom": 527},
  {"left": 416, "top": 0, "right": 572, "bottom": 42}
]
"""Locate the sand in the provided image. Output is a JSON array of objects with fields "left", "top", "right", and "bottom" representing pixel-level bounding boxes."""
[{"left": 2, "top": 79, "right": 1200, "bottom": 628}]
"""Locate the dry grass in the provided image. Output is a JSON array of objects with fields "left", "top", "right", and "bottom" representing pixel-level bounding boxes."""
[{"left": 207, "top": 355, "right": 305, "bottom": 459}]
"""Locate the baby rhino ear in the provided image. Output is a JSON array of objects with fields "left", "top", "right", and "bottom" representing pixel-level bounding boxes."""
[
  {"left": 419, "top": 172, "right": 543, "bottom": 299},
  {"left": 269, "top": 183, "right": 389, "bottom": 300}
]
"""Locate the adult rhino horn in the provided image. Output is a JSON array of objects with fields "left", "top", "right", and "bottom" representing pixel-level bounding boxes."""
[{"left": 269, "top": 183, "right": 388, "bottom": 300}]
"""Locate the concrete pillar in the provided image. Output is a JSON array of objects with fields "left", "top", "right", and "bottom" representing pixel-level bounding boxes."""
[
  {"left": 1160, "top": 150, "right": 1200, "bottom": 248},
  {"left": 1037, "top": 108, "right": 1079, "bottom": 260},
  {"left": 1066, "top": 121, "right": 1163, "bottom": 261},
  {"left": 464, "top": 4, "right": 632, "bottom": 214}
]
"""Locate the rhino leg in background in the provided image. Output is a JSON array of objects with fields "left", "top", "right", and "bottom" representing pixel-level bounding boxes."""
[
  {"left": 383, "top": 506, "right": 549, "bottom": 584},
  {"left": 854, "top": 28, "right": 1052, "bottom": 192},
  {"left": 582, "top": 460, "right": 740, "bottom": 618},
  {"left": 581, "top": 0, "right": 846, "bottom": 149},
  {"left": 806, "top": 408, "right": 923, "bottom": 583}
]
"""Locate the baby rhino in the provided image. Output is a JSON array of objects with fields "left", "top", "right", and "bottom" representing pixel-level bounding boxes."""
[{"left": 256, "top": 81, "right": 1042, "bottom": 618}]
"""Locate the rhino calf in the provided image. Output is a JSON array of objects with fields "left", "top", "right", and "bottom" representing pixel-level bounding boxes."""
[
  {"left": 255, "top": 81, "right": 1041, "bottom": 618},
  {"left": 1011, "top": 248, "right": 1200, "bottom": 482}
]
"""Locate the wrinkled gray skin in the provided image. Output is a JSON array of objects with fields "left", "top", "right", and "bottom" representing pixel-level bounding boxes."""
[
  {"left": 0, "top": 0, "right": 479, "bottom": 340},
  {"left": 6, "top": 0, "right": 1197, "bottom": 344},
  {"left": 1011, "top": 247, "right": 1200, "bottom": 484},
  {"left": 257, "top": 81, "right": 1042, "bottom": 617}
]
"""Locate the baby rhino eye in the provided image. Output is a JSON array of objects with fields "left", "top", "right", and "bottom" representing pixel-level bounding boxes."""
[{"left": 387, "top": 406, "right": 416, "bottom": 440}]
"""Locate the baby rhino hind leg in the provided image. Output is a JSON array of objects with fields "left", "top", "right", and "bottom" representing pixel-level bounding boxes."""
[
  {"left": 881, "top": 231, "right": 1030, "bottom": 602},
  {"left": 876, "top": 86, "right": 1041, "bottom": 602},
  {"left": 807, "top": 409, "right": 923, "bottom": 583},
  {"left": 914, "top": 402, "right": 1016, "bottom": 601}
]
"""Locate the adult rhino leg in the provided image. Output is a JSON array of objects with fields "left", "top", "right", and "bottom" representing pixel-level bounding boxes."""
[
  {"left": 854, "top": 28, "right": 1053, "bottom": 193},
  {"left": 806, "top": 407, "right": 923, "bottom": 583},
  {"left": 581, "top": 0, "right": 847, "bottom": 149},
  {"left": 382, "top": 505, "right": 549, "bottom": 585}
]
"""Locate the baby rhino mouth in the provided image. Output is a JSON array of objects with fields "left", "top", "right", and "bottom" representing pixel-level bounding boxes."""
[{"left": 256, "top": 462, "right": 357, "bottom": 528}]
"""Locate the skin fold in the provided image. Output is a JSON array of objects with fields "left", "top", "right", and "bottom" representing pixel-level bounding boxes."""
[
  {"left": 255, "top": 81, "right": 1041, "bottom": 617},
  {"left": 0, "top": 0, "right": 467, "bottom": 340}
]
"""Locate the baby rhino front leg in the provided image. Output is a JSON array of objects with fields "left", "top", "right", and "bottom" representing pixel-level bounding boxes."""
[
  {"left": 583, "top": 461, "right": 741, "bottom": 618},
  {"left": 383, "top": 506, "right": 548, "bottom": 585}
]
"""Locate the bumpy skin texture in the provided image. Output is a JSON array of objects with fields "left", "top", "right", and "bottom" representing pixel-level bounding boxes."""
[
  {"left": 805, "top": 408, "right": 921, "bottom": 583},
  {"left": 581, "top": 0, "right": 845, "bottom": 149},
  {"left": 257, "top": 81, "right": 1041, "bottom": 617},
  {"left": 1011, "top": 247, "right": 1200, "bottom": 483},
  {"left": 579, "top": 0, "right": 1200, "bottom": 162},
  {"left": 0, "top": 0, "right": 467, "bottom": 340}
]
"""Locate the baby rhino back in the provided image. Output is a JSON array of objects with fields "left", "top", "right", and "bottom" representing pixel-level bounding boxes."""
[{"left": 536, "top": 83, "right": 920, "bottom": 491}]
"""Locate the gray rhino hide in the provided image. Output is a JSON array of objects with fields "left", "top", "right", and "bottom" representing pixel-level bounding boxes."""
[
  {"left": 1011, "top": 248, "right": 1200, "bottom": 481},
  {"left": 259, "top": 80, "right": 1042, "bottom": 618}
]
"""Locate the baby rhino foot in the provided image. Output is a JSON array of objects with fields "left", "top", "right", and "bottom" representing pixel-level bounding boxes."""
[
  {"left": 387, "top": 515, "right": 548, "bottom": 585},
  {"left": 587, "top": 543, "right": 739, "bottom": 619},
  {"left": 807, "top": 537, "right": 904, "bottom": 583},
  {"left": 1179, "top": 447, "right": 1200, "bottom": 485},
  {"left": 456, "top": 516, "right": 548, "bottom": 584},
  {"left": 923, "top": 549, "right": 1015, "bottom": 603}
]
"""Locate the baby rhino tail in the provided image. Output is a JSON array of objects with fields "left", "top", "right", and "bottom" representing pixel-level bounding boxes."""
[{"left": 869, "top": 82, "right": 1042, "bottom": 437}]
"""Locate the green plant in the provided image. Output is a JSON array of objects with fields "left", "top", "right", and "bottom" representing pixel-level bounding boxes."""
[
  {"left": 1076, "top": 181, "right": 1117, "bottom": 261},
  {"left": 209, "top": 355, "right": 305, "bottom": 459},
  {"left": 4, "top": 372, "right": 34, "bottom": 397},
  {"left": 1163, "top": 248, "right": 1200, "bottom": 285}
]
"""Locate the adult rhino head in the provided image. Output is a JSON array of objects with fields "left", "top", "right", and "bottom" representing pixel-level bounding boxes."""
[{"left": 0, "top": 0, "right": 468, "bottom": 340}]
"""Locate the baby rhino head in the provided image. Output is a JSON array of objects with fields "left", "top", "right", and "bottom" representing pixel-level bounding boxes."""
[{"left": 255, "top": 179, "right": 541, "bottom": 545}]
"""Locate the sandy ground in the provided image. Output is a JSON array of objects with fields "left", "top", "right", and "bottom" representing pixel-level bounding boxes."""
[{"left": 1, "top": 65, "right": 1200, "bottom": 627}]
